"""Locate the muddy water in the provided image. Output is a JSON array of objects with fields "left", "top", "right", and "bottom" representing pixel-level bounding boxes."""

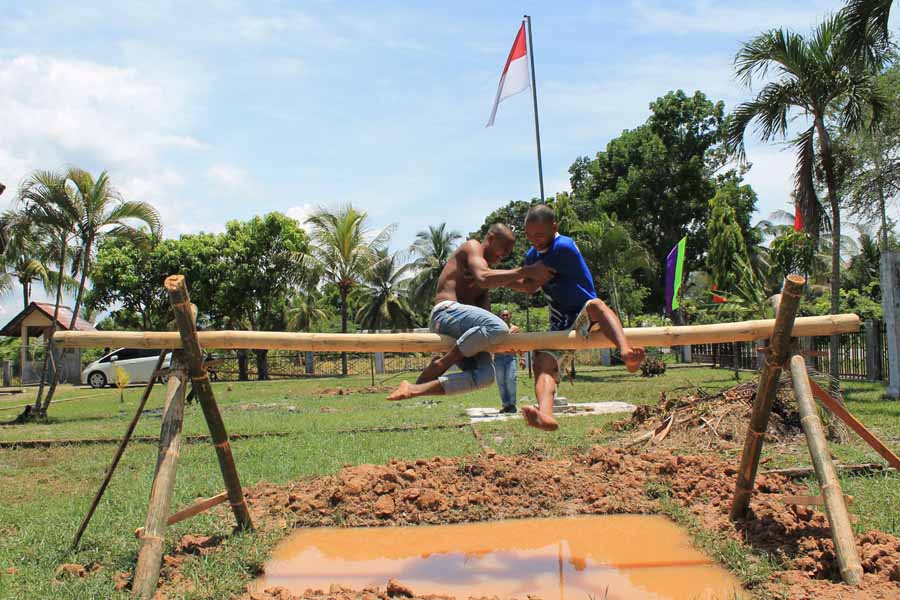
[{"left": 255, "top": 515, "right": 745, "bottom": 599}]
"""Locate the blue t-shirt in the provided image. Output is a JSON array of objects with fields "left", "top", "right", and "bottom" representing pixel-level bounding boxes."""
[{"left": 524, "top": 234, "right": 597, "bottom": 331}]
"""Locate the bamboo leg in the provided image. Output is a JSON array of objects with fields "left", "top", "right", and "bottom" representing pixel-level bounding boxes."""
[
  {"left": 730, "top": 275, "right": 805, "bottom": 520},
  {"left": 132, "top": 352, "right": 188, "bottom": 599},
  {"left": 164, "top": 275, "right": 253, "bottom": 531},
  {"left": 790, "top": 355, "right": 863, "bottom": 586},
  {"left": 72, "top": 350, "right": 169, "bottom": 549}
]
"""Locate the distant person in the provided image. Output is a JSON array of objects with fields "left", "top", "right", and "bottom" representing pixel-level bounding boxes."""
[
  {"left": 508, "top": 204, "right": 645, "bottom": 431},
  {"left": 494, "top": 309, "right": 524, "bottom": 414},
  {"left": 386, "top": 225, "right": 554, "bottom": 401}
]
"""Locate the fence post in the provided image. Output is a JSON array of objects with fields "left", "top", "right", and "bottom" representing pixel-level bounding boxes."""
[
  {"left": 865, "top": 320, "right": 881, "bottom": 382},
  {"left": 305, "top": 351, "right": 315, "bottom": 375},
  {"left": 681, "top": 344, "right": 691, "bottom": 363},
  {"left": 2, "top": 361, "right": 10, "bottom": 387},
  {"left": 882, "top": 251, "right": 900, "bottom": 399},
  {"left": 600, "top": 348, "right": 611, "bottom": 367},
  {"left": 374, "top": 352, "right": 385, "bottom": 374}
]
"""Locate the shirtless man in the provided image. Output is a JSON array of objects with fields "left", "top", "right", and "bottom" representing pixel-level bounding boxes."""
[
  {"left": 510, "top": 204, "right": 645, "bottom": 431},
  {"left": 387, "top": 224, "right": 554, "bottom": 401}
]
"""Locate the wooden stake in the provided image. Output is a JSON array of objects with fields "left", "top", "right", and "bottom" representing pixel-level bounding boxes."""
[
  {"left": 790, "top": 354, "right": 863, "bottom": 586},
  {"left": 53, "top": 313, "right": 861, "bottom": 352},
  {"left": 806, "top": 377, "right": 900, "bottom": 471},
  {"left": 135, "top": 491, "right": 229, "bottom": 538},
  {"left": 132, "top": 351, "right": 188, "bottom": 599},
  {"left": 730, "top": 275, "right": 805, "bottom": 520},
  {"left": 164, "top": 275, "right": 253, "bottom": 532},
  {"left": 72, "top": 350, "right": 168, "bottom": 549}
]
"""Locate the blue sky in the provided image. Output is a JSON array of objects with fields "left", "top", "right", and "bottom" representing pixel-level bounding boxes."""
[{"left": 1, "top": 0, "right": 897, "bottom": 319}]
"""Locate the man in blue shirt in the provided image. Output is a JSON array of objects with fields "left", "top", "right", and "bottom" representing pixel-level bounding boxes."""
[{"left": 512, "top": 204, "right": 645, "bottom": 431}]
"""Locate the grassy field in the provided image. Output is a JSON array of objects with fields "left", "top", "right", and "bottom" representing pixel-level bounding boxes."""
[{"left": 0, "top": 366, "right": 898, "bottom": 599}]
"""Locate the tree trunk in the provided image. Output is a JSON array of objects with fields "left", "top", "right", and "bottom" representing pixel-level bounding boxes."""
[
  {"left": 255, "top": 349, "right": 269, "bottom": 380},
  {"left": 33, "top": 237, "right": 67, "bottom": 415},
  {"left": 340, "top": 289, "right": 348, "bottom": 376},
  {"left": 816, "top": 118, "right": 849, "bottom": 442},
  {"left": 237, "top": 350, "right": 248, "bottom": 381},
  {"left": 69, "top": 239, "right": 92, "bottom": 329},
  {"left": 22, "top": 283, "right": 28, "bottom": 310}
]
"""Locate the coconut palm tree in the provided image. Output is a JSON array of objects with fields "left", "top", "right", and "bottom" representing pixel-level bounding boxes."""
[
  {"left": 726, "top": 14, "right": 886, "bottom": 393},
  {"left": 353, "top": 249, "right": 417, "bottom": 331},
  {"left": 17, "top": 170, "right": 80, "bottom": 417},
  {"left": 285, "top": 290, "right": 331, "bottom": 332},
  {"left": 408, "top": 223, "right": 462, "bottom": 313},
  {"left": 66, "top": 168, "right": 161, "bottom": 329},
  {"left": 306, "top": 205, "right": 394, "bottom": 375}
]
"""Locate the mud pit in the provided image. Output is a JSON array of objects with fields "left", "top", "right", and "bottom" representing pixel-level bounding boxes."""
[
  {"left": 156, "top": 447, "right": 900, "bottom": 600},
  {"left": 254, "top": 515, "right": 745, "bottom": 599}
]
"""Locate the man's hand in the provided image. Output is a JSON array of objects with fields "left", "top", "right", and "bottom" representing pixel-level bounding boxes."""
[{"left": 522, "top": 261, "right": 555, "bottom": 285}]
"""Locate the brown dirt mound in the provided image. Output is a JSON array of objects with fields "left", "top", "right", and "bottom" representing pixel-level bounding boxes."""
[{"left": 150, "top": 447, "right": 900, "bottom": 600}]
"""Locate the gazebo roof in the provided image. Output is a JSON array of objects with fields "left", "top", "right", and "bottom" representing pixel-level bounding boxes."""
[{"left": 0, "top": 302, "right": 97, "bottom": 337}]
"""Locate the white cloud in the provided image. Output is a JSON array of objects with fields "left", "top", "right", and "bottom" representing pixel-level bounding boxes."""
[
  {"left": 285, "top": 204, "right": 317, "bottom": 232},
  {"left": 206, "top": 163, "right": 251, "bottom": 190},
  {"left": 630, "top": 0, "right": 840, "bottom": 35},
  {"left": 0, "top": 54, "right": 207, "bottom": 236}
]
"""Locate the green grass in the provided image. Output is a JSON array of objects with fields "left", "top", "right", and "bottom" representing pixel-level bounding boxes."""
[{"left": 0, "top": 366, "right": 898, "bottom": 599}]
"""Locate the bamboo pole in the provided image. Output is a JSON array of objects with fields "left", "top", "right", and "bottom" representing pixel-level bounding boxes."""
[
  {"left": 72, "top": 350, "right": 168, "bottom": 549},
  {"left": 53, "top": 313, "right": 860, "bottom": 352},
  {"left": 132, "top": 351, "right": 188, "bottom": 599},
  {"left": 806, "top": 377, "right": 900, "bottom": 471},
  {"left": 164, "top": 275, "right": 252, "bottom": 532},
  {"left": 730, "top": 275, "right": 805, "bottom": 520},
  {"left": 790, "top": 355, "right": 863, "bottom": 586},
  {"left": 135, "top": 491, "right": 229, "bottom": 538}
]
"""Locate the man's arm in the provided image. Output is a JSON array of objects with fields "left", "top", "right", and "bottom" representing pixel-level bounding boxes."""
[
  {"left": 507, "top": 278, "right": 543, "bottom": 294},
  {"left": 464, "top": 242, "right": 553, "bottom": 289}
]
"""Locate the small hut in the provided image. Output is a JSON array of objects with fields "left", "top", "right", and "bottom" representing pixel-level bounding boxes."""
[{"left": 0, "top": 302, "right": 96, "bottom": 384}]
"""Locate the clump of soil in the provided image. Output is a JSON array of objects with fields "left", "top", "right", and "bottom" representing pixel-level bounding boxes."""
[
  {"left": 151, "top": 447, "right": 900, "bottom": 600},
  {"left": 616, "top": 379, "right": 802, "bottom": 450}
]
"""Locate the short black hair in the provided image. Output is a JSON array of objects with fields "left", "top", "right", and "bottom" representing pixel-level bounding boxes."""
[
  {"left": 525, "top": 203, "right": 556, "bottom": 225},
  {"left": 487, "top": 223, "right": 514, "bottom": 240}
]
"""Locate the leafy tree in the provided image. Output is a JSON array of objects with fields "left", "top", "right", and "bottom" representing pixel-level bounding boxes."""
[
  {"left": 769, "top": 230, "right": 819, "bottom": 282},
  {"left": 16, "top": 170, "right": 80, "bottom": 417},
  {"left": 571, "top": 215, "right": 652, "bottom": 322},
  {"left": 842, "top": 0, "right": 893, "bottom": 67},
  {"left": 570, "top": 90, "right": 758, "bottom": 309},
  {"left": 306, "top": 205, "right": 393, "bottom": 375},
  {"left": 407, "top": 223, "right": 461, "bottom": 314},
  {"left": 0, "top": 211, "right": 54, "bottom": 308},
  {"left": 726, "top": 14, "right": 886, "bottom": 392},
  {"left": 218, "top": 213, "right": 311, "bottom": 379},
  {"left": 706, "top": 184, "right": 750, "bottom": 295},
  {"left": 353, "top": 249, "right": 417, "bottom": 331}
]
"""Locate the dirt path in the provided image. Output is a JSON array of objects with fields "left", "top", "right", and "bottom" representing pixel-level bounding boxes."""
[{"left": 144, "top": 446, "right": 900, "bottom": 600}]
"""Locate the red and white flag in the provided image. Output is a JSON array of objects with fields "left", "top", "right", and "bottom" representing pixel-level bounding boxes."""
[{"left": 486, "top": 22, "right": 530, "bottom": 127}]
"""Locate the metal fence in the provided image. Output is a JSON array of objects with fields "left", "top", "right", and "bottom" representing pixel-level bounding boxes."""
[{"left": 689, "top": 321, "right": 891, "bottom": 382}]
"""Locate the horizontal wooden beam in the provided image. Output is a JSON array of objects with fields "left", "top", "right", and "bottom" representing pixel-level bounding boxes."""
[{"left": 54, "top": 314, "right": 860, "bottom": 353}]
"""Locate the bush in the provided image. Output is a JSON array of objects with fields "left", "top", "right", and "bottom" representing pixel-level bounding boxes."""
[{"left": 640, "top": 356, "right": 667, "bottom": 377}]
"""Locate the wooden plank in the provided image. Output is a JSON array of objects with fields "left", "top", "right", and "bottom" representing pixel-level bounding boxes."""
[
  {"left": 53, "top": 313, "right": 861, "bottom": 352},
  {"left": 730, "top": 275, "right": 805, "bottom": 520},
  {"left": 776, "top": 494, "right": 854, "bottom": 507},
  {"left": 806, "top": 377, "right": 900, "bottom": 471},
  {"left": 790, "top": 355, "right": 863, "bottom": 586},
  {"left": 135, "top": 491, "right": 229, "bottom": 538}
]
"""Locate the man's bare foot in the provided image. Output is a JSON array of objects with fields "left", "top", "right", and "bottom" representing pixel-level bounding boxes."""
[
  {"left": 521, "top": 405, "right": 559, "bottom": 431},
  {"left": 622, "top": 347, "right": 645, "bottom": 373},
  {"left": 387, "top": 380, "right": 414, "bottom": 401}
]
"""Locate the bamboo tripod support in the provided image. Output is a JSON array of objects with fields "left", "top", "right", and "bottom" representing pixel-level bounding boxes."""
[
  {"left": 132, "top": 350, "right": 189, "bottom": 599},
  {"left": 730, "top": 275, "right": 805, "bottom": 519},
  {"left": 164, "top": 275, "right": 253, "bottom": 531},
  {"left": 790, "top": 355, "right": 863, "bottom": 585}
]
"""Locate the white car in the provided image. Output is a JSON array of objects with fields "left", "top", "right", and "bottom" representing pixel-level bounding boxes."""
[{"left": 82, "top": 347, "right": 172, "bottom": 388}]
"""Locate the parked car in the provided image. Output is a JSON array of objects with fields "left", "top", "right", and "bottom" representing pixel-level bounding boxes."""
[{"left": 81, "top": 348, "right": 171, "bottom": 388}]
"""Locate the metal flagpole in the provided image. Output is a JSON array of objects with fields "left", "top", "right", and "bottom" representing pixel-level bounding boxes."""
[{"left": 524, "top": 14, "right": 545, "bottom": 201}]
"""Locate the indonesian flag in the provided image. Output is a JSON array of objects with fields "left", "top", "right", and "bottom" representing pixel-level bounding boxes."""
[
  {"left": 486, "top": 23, "right": 530, "bottom": 127},
  {"left": 794, "top": 209, "right": 804, "bottom": 232}
]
